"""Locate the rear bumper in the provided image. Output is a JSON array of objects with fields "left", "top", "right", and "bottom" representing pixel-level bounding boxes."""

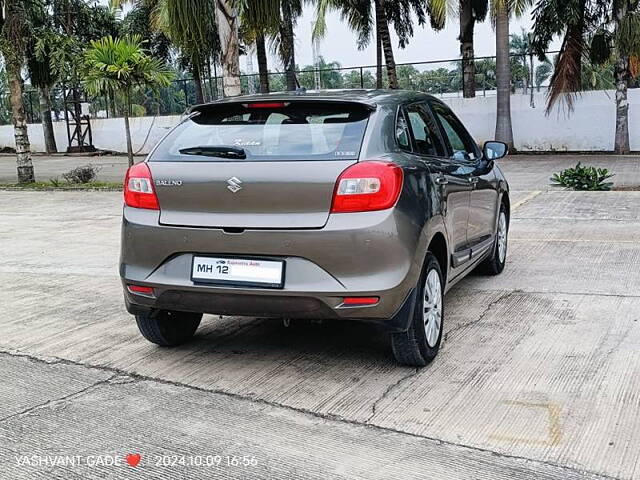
[
  {"left": 123, "top": 288, "right": 417, "bottom": 333},
  {"left": 120, "top": 205, "right": 424, "bottom": 328}
]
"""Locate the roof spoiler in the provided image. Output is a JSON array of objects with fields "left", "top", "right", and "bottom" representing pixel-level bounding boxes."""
[{"left": 188, "top": 98, "right": 377, "bottom": 115}]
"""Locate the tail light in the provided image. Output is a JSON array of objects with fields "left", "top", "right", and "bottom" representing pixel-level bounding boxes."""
[
  {"left": 331, "top": 161, "right": 403, "bottom": 213},
  {"left": 124, "top": 162, "right": 159, "bottom": 210}
]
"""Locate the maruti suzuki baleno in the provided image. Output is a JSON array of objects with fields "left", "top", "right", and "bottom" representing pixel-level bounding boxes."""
[{"left": 120, "top": 90, "right": 510, "bottom": 367}]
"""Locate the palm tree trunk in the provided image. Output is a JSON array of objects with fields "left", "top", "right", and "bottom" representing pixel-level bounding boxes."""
[
  {"left": 460, "top": 0, "right": 476, "bottom": 98},
  {"left": 375, "top": 0, "right": 397, "bottom": 89},
  {"left": 256, "top": 33, "right": 270, "bottom": 94},
  {"left": 5, "top": 55, "right": 35, "bottom": 183},
  {"left": 281, "top": 1, "right": 297, "bottom": 91},
  {"left": 613, "top": 1, "right": 630, "bottom": 154},
  {"left": 376, "top": 24, "right": 383, "bottom": 88},
  {"left": 193, "top": 64, "right": 205, "bottom": 104},
  {"left": 215, "top": 0, "right": 242, "bottom": 97},
  {"left": 614, "top": 55, "right": 630, "bottom": 154},
  {"left": 124, "top": 90, "right": 134, "bottom": 167},
  {"left": 494, "top": 4, "right": 514, "bottom": 150},
  {"left": 39, "top": 86, "right": 58, "bottom": 153},
  {"left": 108, "top": 88, "right": 117, "bottom": 117}
]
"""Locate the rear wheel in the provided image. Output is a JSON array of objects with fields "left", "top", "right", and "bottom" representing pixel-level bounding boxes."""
[
  {"left": 135, "top": 310, "right": 202, "bottom": 346},
  {"left": 479, "top": 203, "right": 508, "bottom": 275},
  {"left": 391, "top": 253, "right": 444, "bottom": 367}
]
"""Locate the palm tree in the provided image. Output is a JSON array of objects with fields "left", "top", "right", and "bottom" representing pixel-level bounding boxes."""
[
  {"left": 215, "top": 0, "right": 241, "bottom": 96},
  {"left": 532, "top": 0, "right": 640, "bottom": 154},
  {"left": 83, "top": 35, "right": 174, "bottom": 165},
  {"left": 27, "top": 48, "right": 58, "bottom": 154},
  {"left": 494, "top": 1, "right": 513, "bottom": 148},
  {"left": 608, "top": 1, "right": 639, "bottom": 154},
  {"left": 494, "top": 0, "right": 531, "bottom": 150},
  {"left": 0, "top": 0, "right": 35, "bottom": 183},
  {"left": 313, "top": 0, "right": 434, "bottom": 90},
  {"left": 237, "top": 0, "right": 280, "bottom": 93},
  {"left": 157, "top": 0, "right": 218, "bottom": 104},
  {"left": 510, "top": 28, "right": 536, "bottom": 105},
  {"left": 280, "top": 0, "right": 303, "bottom": 90},
  {"left": 459, "top": 0, "right": 489, "bottom": 98},
  {"left": 26, "top": 1, "right": 57, "bottom": 153},
  {"left": 430, "top": 1, "right": 481, "bottom": 96},
  {"left": 429, "top": 0, "right": 500, "bottom": 98}
]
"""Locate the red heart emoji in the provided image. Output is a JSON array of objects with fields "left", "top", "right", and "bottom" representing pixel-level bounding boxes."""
[{"left": 126, "top": 453, "right": 141, "bottom": 467}]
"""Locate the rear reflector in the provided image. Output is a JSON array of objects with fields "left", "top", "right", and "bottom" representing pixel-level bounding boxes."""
[
  {"left": 124, "top": 162, "right": 159, "bottom": 210},
  {"left": 245, "top": 102, "right": 288, "bottom": 109},
  {"left": 331, "top": 161, "right": 403, "bottom": 213},
  {"left": 342, "top": 297, "right": 379, "bottom": 306},
  {"left": 128, "top": 285, "right": 154, "bottom": 295}
]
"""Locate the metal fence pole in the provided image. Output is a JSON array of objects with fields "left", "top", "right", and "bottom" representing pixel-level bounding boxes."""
[{"left": 360, "top": 67, "right": 364, "bottom": 88}]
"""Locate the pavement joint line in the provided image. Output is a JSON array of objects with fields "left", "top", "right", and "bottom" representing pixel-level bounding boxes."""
[
  {"left": 456, "top": 287, "right": 640, "bottom": 300},
  {"left": 0, "top": 372, "right": 120, "bottom": 425},
  {"left": 0, "top": 349, "right": 614, "bottom": 480},
  {"left": 513, "top": 217, "right": 631, "bottom": 222},
  {"left": 364, "top": 367, "right": 420, "bottom": 424},
  {"left": 444, "top": 291, "right": 517, "bottom": 342},
  {"left": 510, "top": 238, "right": 640, "bottom": 243},
  {"left": 511, "top": 190, "right": 542, "bottom": 211}
]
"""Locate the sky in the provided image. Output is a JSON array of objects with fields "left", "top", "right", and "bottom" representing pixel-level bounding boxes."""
[{"left": 240, "top": 5, "right": 562, "bottom": 73}]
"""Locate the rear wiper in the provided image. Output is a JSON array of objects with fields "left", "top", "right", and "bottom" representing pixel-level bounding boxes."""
[{"left": 179, "top": 145, "right": 246, "bottom": 159}]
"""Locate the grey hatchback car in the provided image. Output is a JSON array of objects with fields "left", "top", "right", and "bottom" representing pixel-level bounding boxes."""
[{"left": 120, "top": 90, "right": 510, "bottom": 366}]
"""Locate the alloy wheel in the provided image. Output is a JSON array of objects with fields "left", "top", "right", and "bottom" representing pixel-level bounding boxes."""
[
  {"left": 423, "top": 269, "right": 443, "bottom": 348},
  {"left": 497, "top": 211, "right": 507, "bottom": 263}
]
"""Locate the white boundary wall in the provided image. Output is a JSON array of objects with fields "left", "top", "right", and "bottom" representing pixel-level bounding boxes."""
[
  {"left": 0, "top": 89, "right": 638, "bottom": 154},
  {"left": 445, "top": 89, "right": 639, "bottom": 152}
]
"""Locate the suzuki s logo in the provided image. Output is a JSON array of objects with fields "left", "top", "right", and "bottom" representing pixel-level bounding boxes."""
[{"left": 227, "top": 176, "right": 243, "bottom": 193}]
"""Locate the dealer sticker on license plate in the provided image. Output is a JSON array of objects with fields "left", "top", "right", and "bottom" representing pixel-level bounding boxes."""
[{"left": 191, "top": 256, "right": 285, "bottom": 288}]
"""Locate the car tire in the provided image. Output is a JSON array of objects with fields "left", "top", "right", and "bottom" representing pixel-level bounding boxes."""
[
  {"left": 479, "top": 203, "right": 509, "bottom": 275},
  {"left": 391, "top": 253, "right": 444, "bottom": 367},
  {"left": 135, "top": 310, "right": 202, "bottom": 346}
]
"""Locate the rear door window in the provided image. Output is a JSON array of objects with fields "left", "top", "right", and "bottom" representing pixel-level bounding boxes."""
[
  {"left": 151, "top": 101, "right": 370, "bottom": 162},
  {"left": 429, "top": 102, "right": 479, "bottom": 161},
  {"left": 404, "top": 103, "right": 445, "bottom": 157},
  {"left": 395, "top": 109, "right": 411, "bottom": 150}
]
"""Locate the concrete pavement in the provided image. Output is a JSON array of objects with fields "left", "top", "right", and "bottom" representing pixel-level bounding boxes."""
[{"left": 0, "top": 160, "right": 639, "bottom": 479}]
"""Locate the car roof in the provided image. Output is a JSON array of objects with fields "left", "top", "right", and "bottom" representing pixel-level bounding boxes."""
[{"left": 192, "top": 89, "right": 440, "bottom": 110}]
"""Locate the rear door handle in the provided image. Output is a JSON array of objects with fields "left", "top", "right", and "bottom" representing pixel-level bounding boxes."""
[{"left": 435, "top": 176, "right": 449, "bottom": 185}]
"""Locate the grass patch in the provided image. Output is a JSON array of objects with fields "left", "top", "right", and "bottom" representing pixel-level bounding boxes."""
[{"left": 0, "top": 181, "right": 122, "bottom": 191}]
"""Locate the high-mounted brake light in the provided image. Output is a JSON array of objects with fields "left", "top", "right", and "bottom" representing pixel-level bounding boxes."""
[
  {"left": 124, "top": 162, "right": 159, "bottom": 210},
  {"left": 244, "top": 102, "right": 288, "bottom": 109},
  {"left": 331, "top": 161, "right": 403, "bottom": 213}
]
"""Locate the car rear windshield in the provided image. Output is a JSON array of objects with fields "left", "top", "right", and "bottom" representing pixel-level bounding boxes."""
[{"left": 150, "top": 101, "right": 371, "bottom": 162}]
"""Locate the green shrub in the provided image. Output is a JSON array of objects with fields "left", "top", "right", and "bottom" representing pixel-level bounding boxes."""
[{"left": 551, "top": 162, "right": 614, "bottom": 191}]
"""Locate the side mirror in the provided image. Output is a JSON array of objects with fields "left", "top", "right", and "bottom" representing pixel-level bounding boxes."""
[{"left": 483, "top": 141, "right": 508, "bottom": 160}]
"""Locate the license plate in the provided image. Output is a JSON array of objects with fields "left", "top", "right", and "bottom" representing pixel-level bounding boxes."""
[{"left": 191, "top": 256, "right": 285, "bottom": 288}]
